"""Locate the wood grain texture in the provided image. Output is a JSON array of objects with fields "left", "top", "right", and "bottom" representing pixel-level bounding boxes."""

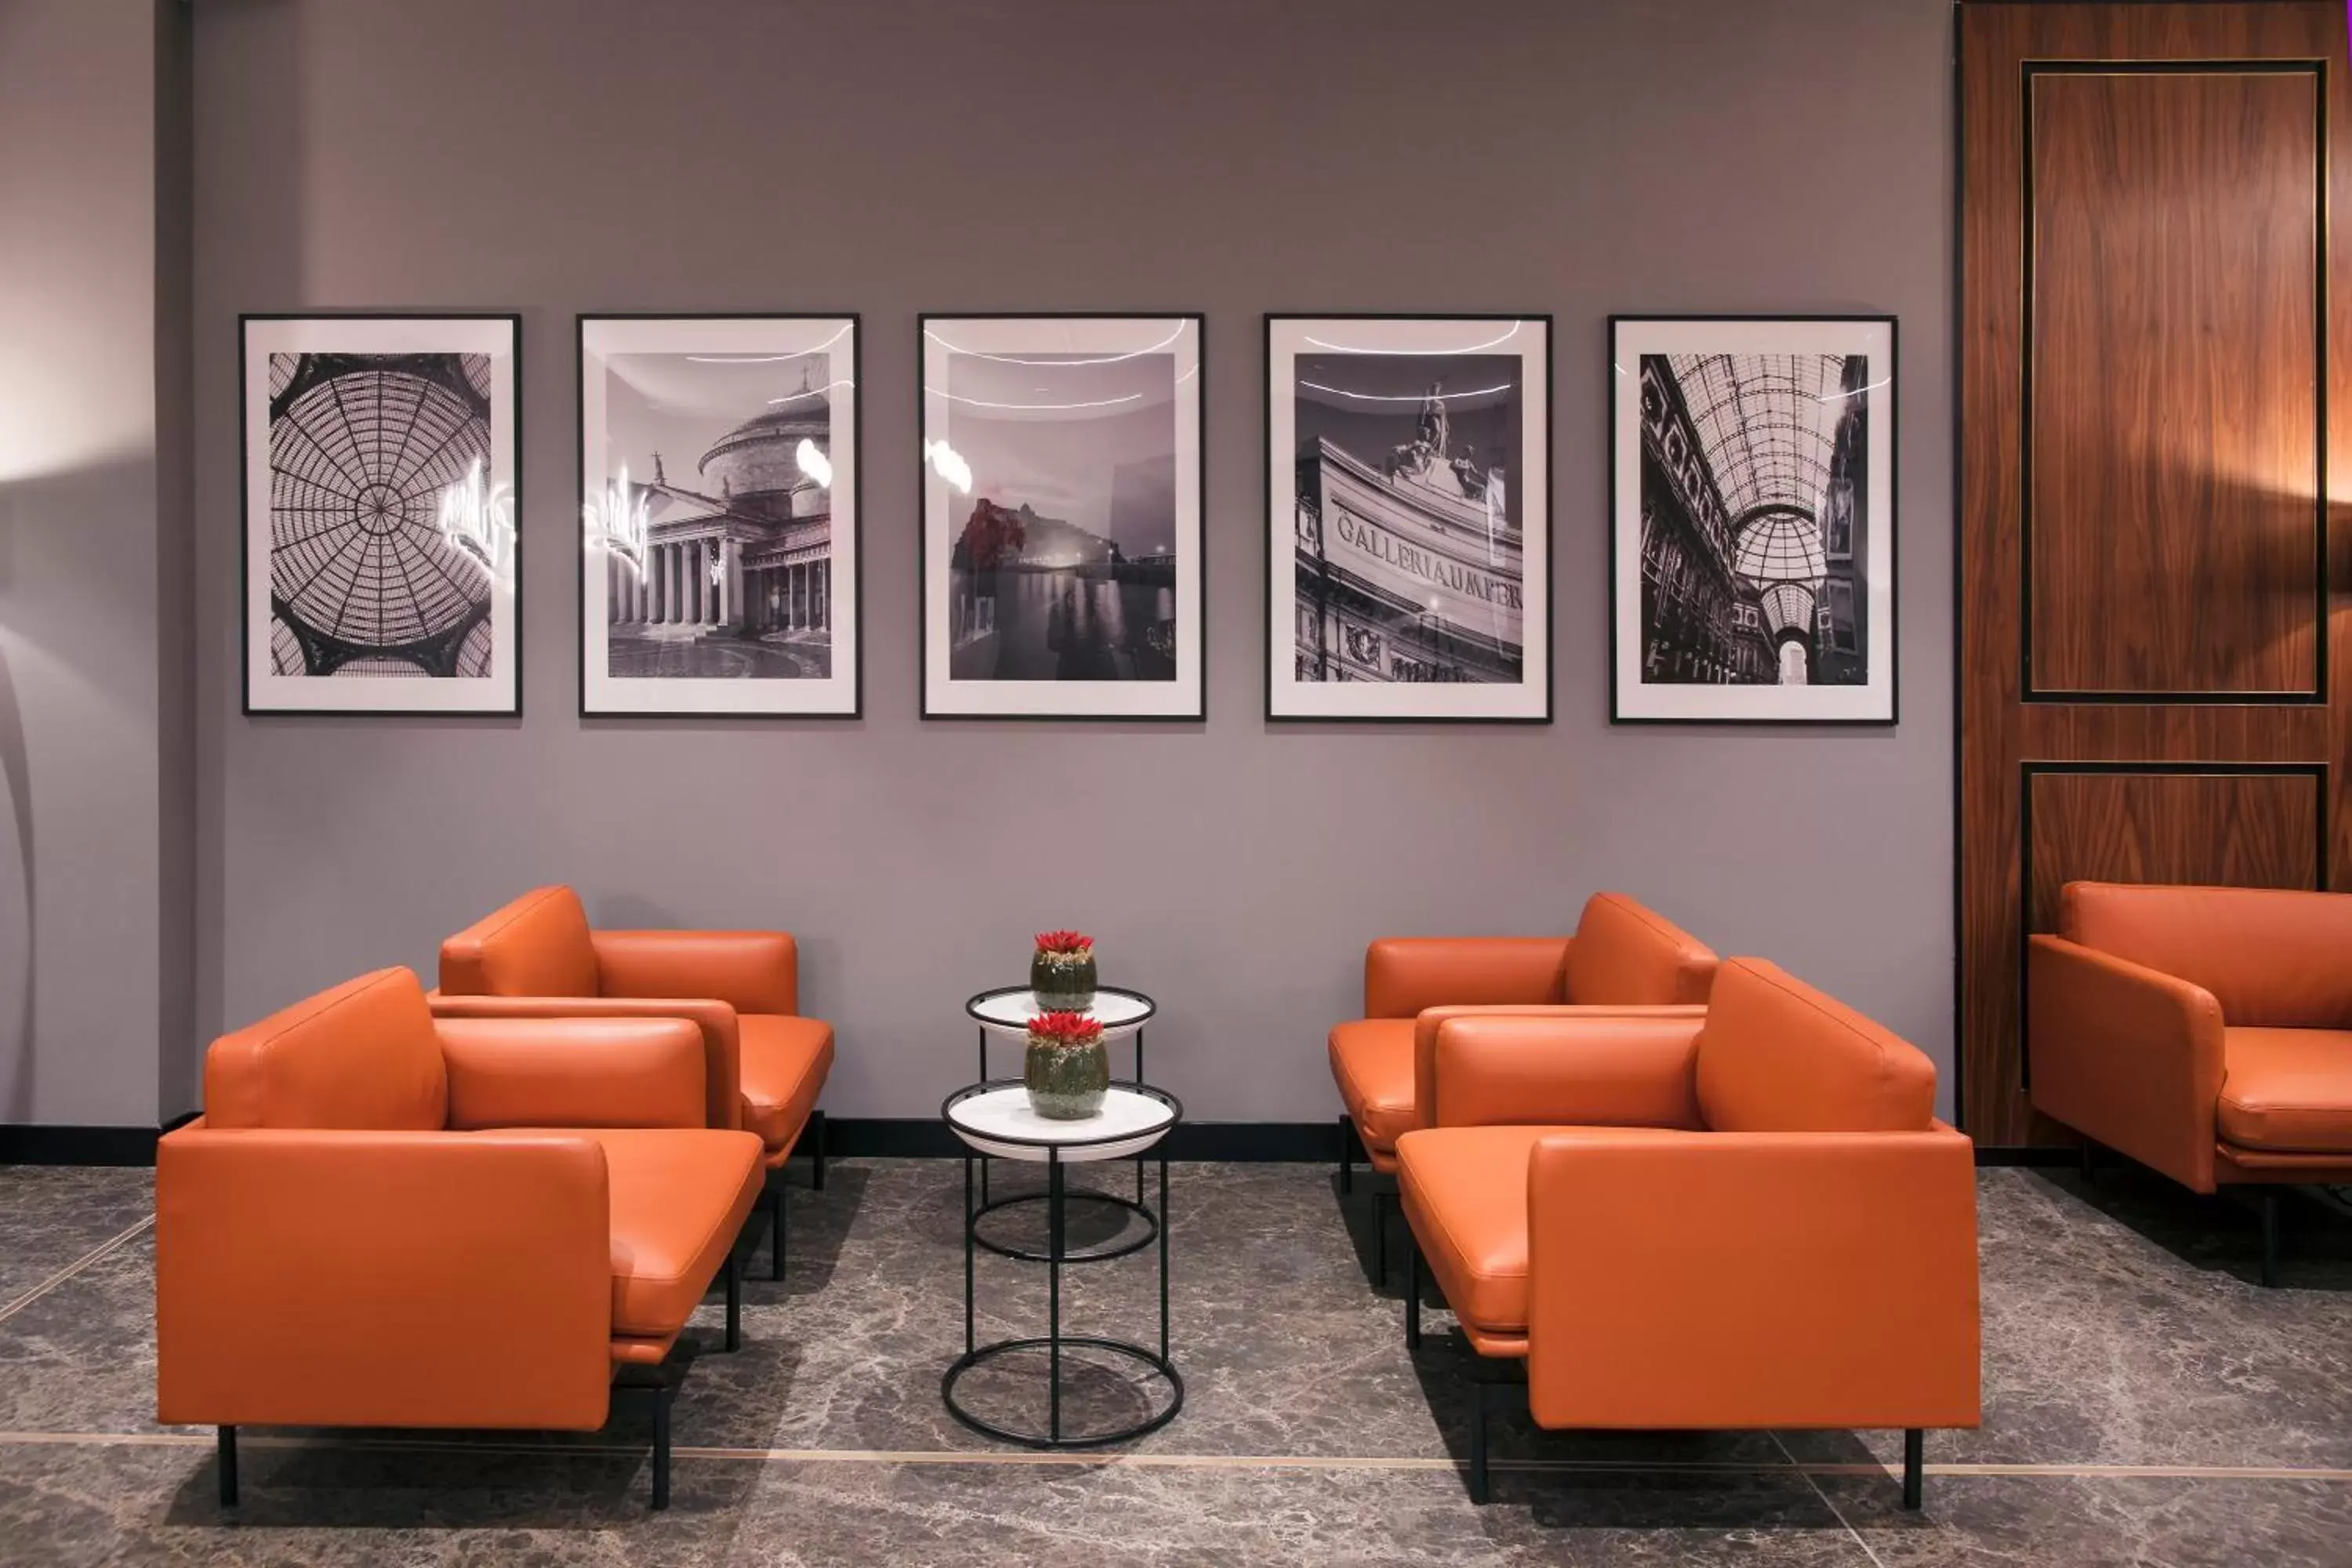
[
  {"left": 2024, "top": 770, "right": 2321, "bottom": 937},
  {"left": 2028, "top": 68, "right": 2322, "bottom": 696},
  {"left": 1959, "top": 2, "right": 2352, "bottom": 1143}
]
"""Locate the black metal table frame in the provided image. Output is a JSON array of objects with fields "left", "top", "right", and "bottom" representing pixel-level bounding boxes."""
[
  {"left": 964, "top": 985, "right": 1159, "bottom": 1262},
  {"left": 941, "top": 1078, "right": 1184, "bottom": 1449}
]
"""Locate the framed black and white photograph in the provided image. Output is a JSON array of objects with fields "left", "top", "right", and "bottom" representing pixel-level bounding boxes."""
[
  {"left": 1265, "top": 315, "right": 1551, "bottom": 722},
  {"left": 579, "top": 315, "right": 859, "bottom": 717},
  {"left": 920, "top": 314, "right": 1203, "bottom": 720},
  {"left": 241, "top": 314, "right": 520, "bottom": 714},
  {"left": 1611, "top": 314, "right": 1896, "bottom": 724}
]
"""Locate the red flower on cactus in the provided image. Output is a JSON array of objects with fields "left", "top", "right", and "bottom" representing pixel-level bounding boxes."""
[
  {"left": 1034, "top": 930, "right": 1094, "bottom": 955},
  {"left": 1027, "top": 1011, "right": 1104, "bottom": 1044}
]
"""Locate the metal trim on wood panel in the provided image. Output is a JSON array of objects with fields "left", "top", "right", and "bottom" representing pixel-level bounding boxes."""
[
  {"left": 2013, "top": 759, "right": 2330, "bottom": 1091},
  {"left": 2016, "top": 60, "right": 2331, "bottom": 706}
]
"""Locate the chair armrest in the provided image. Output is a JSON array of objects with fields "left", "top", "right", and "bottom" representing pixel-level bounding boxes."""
[
  {"left": 2027, "top": 934, "right": 2223, "bottom": 1192},
  {"left": 155, "top": 1126, "right": 613, "bottom": 1431},
  {"left": 437, "top": 1016, "right": 706, "bottom": 1130},
  {"left": 1364, "top": 936, "right": 1572, "bottom": 1018},
  {"left": 590, "top": 929, "right": 798, "bottom": 1016},
  {"left": 1417, "top": 1007, "right": 1707, "bottom": 1130},
  {"left": 427, "top": 993, "right": 742, "bottom": 1132},
  {"left": 1526, "top": 1127, "right": 1980, "bottom": 1432}
]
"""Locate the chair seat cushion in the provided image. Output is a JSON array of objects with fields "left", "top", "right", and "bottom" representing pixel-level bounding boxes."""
[
  {"left": 2220, "top": 1028, "right": 2352, "bottom": 1153},
  {"left": 516, "top": 1127, "right": 764, "bottom": 1338},
  {"left": 739, "top": 1014, "right": 835, "bottom": 1155},
  {"left": 1398, "top": 1123, "right": 1680, "bottom": 1336},
  {"left": 1330, "top": 1019, "right": 1416, "bottom": 1156}
]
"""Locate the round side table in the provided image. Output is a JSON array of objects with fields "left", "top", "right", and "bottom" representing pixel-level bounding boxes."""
[
  {"left": 941, "top": 1080, "right": 1184, "bottom": 1449},
  {"left": 964, "top": 986, "right": 1159, "bottom": 1260}
]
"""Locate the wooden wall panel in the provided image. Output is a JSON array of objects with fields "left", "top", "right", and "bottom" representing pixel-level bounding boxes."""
[
  {"left": 1959, "top": 2, "right": 2352, "bottom": 1145},
  {"left": 2024, "top": 768, "right": 2322, "bottom": 936},
  {"left": 2027, "top": 68, "right": 2323, "bottom": 697}
]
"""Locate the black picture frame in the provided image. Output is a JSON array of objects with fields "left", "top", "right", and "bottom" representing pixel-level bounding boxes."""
[
  {"left": 917, "top": 312, "right": 1208, "bottom": 722},
  {"left": 238, "top": 311, "right": 524, "bottom": 717},
  {"left": 1263, "top": 313, "right": 1555, "bottom": 724},
  {"left": 575, "top": 313, "right": 864, "bottom": 720},
  {"left": 1607, "top": 312, "right": 1900, "bottom": 727}
]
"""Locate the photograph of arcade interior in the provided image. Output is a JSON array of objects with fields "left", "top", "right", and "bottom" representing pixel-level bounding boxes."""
[{"left": 5, "top": 1, "right": 2352, "bottom": 1564}]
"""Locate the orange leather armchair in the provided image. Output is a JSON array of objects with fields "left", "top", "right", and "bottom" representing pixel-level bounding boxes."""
[
  {"left": 2029, "top": 881, "right": 2352, "bottom": 1284},
  {"left": 1394, "top": 958, "right": 1980, "bottom": 1508},
  {"left": 157, "top": 967, "right": 766, "bottom": 1510},
  {"left": 1327, "top": 892, "right": 1716, "bottom": 1278},
  {"left": 433, "top": 886, "right": 834, "bottom": 1280}
]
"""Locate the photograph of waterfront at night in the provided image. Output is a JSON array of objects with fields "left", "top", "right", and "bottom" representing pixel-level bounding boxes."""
[{"left": 920, "top": 316, "right": 1203, "bottom": 719}]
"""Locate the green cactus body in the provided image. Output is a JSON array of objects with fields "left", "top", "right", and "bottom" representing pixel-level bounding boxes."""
[
  {"left": 1030, "top": 949, "right": 1098, "bottom": 1011},
  {"left": 1024, "top": 1033, "right": 1109, "bottom": 1120}
]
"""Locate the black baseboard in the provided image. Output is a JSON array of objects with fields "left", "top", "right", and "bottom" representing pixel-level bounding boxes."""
[
  {"left": 1972, "top": 1145, "right": 2078, "bottom": 1167},
  {"left": 0, "top": 1115, "right": 195, "bottom": 1167},
  {"left": 5, "top": 1120, "right": 2074, "bottom": 1171},
  {"left": 826, "top": 1118, "right": 1340, "bottom": 1163}
]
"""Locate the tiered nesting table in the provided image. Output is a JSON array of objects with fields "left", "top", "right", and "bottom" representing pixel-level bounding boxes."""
[{"left": 942, "top": 985, "right": 1181, "bottom": 1448}]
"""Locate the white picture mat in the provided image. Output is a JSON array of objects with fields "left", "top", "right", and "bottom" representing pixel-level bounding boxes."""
[
  {"left": 242, "top": 316, "right": 518, "bottom": 713},
  {"left": 1610, "top": 316, "right": 1896, "bottom": 722},
  {"left": 921, "top": 316, "right": 1204, "bottom": 718},
  {"left": 579, "top": 316, "right": 859, "bottom": 716},
  {"left": 1265, "top": 317, "right": 1551, "bottom": 720}
]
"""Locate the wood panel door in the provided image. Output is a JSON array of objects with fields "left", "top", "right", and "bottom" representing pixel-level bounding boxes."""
[{"left": 1959, "top": 3, "right": 2352, "bottom": 1144}]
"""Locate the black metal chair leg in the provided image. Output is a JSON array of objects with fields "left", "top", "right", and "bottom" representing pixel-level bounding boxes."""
[
  {"left": 724, "top": 1247, "right": 742, "bottom": 1351},
  {"left": 650, "top": 1387, "right": 673, "bottom": 1510},
  {"left": 1901, "top": 1428, "right": 1924, "bottom": 1510},
  {"left": 1373, "top": 1189, "right": 1392, "bottom": 1283},
  {"left": 1338, "top": 1113, "right": 1353, "bottom": 1195},
  {"left": 2261, "top": 1189, "right": 2282, "bottom": 1288},
  {"left": 1468, "top": 1386, "right": 1490, "bottom": 1504},
  {"left": 771, "top": 1171, "right": 787, "bottom": 1282},
  {"left": 810, "top": 1109, "right": 827, "bottom": 1192},
  {"left": 2078, "top": 1138, "right": 2096, "bottom": 1185},
  {"left": 1405, "top": 1231, "right": 1424, "bottom": 1350},
  {"left": 217, "top": 1425, "right": 238, "bottom": 1507}
]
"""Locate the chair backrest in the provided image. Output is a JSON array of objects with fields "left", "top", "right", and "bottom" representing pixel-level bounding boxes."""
[
  {"left": 438, "top": 886, "right": 601, "bottom": 1000},
  {"left": 204, "top": 968, "right": 449, "bottom": 1131},
  {"left": 1695, "top": 959, "right": 1935, "bottom": 1133},
  {"left": 1562, "top": 893, "right": 1719, "bottom": 1007},
  {"left": 2060, "top": 881, "right": 2352, "bottom": 1029}
]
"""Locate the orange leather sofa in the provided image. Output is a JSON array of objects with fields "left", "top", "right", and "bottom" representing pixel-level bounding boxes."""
[
  {"left": 2030, "top": 881, "right": 2352, "bottom": 1285},
  {"left": 433, "top": 886, "right": 834, "bottom": 1280},
  {"left": 157, "top": 967, "right": 765, "bottom": 1510},
  {"left": 1328, "top": 892, "right": 1716, "bottom": 1278},
  {"left": 1395, "top": 958, "right": 1980, "bottom": 1507}
]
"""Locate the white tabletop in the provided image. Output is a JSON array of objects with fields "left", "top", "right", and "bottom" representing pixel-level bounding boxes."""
[
  {"left": 968, "top": 985, "right": 1155, "bottom": 1040},
  {"left": 946, "top": 1085, "right": 1176, "bottom": 1163}
]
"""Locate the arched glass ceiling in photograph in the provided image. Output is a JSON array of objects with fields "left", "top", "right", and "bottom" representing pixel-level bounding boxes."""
[{"left": 1664, "top": 353, "right": 1850, "bottom": 583}]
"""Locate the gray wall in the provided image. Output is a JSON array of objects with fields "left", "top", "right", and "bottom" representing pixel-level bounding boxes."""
[
  {"left": 0, "top": 0, "right": 193, "bottom": 1127},
  {"left": 189, "top": 0, "right": 1955, "bottom": 1123}
]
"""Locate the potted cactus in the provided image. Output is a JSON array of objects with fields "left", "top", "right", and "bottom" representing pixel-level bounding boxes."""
[
  {"left": 1030, "top": 929, "right": 1098, "bottom": 1011},
  {"left": 1024, "top": 1011, "right": 1109, "bottom": 1120}
]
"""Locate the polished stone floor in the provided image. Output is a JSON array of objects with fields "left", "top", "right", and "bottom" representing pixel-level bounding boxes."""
[{"left": 0, "top": 1155, "right": 2347, "bottom": 1565}]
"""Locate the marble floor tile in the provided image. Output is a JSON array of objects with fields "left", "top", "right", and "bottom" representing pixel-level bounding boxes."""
[
  {"left": 0, "top": 1155, "right": 2347, "bottom": 1564},
  {"left": 0, "top": 1165, "right": 153, "bottom": 1311}
]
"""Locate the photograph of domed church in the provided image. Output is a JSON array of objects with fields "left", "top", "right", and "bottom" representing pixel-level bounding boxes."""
[
  {"left": 1610, "top": 316, "right": 1897, "bottom": 725},
  {"left": 579, "top": 316, "right": 859, "bottom": 716}
]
